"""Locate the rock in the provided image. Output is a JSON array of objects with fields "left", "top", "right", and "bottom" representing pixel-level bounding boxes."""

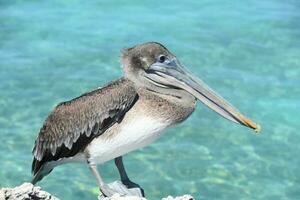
[
  {"left": 99, "top": 193, "right": 147, "bottom": 200},
  {"left": 98, "top": 194, "right": 194, "bottom": 200},
  {"left": 161, "top": 195, "right": 195, "bottom": 200},
  {"left": 99, "top": 194, "right": 194, "bottom": 200},
  {"left": 0, "top": 182, "right": 58, "bottom": 200},
  {"left": 0, "top": 183, "right": 195, "bottom": 200},
  {"left": 97, "top": 181, "right": 195, "bottom": 200}
]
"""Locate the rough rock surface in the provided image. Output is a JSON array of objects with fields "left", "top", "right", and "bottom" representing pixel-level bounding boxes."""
[
  {"left": 0, "top": 183, "right": 58, "bottom": 200},
  {"left": 0, "top": 183, "right": 195, "bottom": 200},
  {"left": 161, "top": 195, "right": 194, "bottom": 200},
  {"left": 98, "top": 194, "right": 194, "bottom": 200}
]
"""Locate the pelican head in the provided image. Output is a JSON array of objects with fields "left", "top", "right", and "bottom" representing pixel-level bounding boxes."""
[{"left": 121, "top": 42, "right": 260, "bottom": 132}]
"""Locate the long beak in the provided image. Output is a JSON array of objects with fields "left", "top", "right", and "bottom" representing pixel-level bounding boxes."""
[{"left": 147, "top": 59, "right": 261, "bottom": 133}]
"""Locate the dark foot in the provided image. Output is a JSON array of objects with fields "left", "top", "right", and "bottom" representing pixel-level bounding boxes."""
[
  {"left": 98, "top": 181, "right": 144, "bottom": 198},
  {"left": 122, "top": 179, "right": 145, "bottom": 197}
]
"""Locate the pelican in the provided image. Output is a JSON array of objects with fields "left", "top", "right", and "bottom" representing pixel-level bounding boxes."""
[{"left": 31, "top": 42, "right": 260, "bottom": 197}]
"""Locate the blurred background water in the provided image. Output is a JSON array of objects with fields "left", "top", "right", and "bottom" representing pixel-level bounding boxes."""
[{"left": 1, "top": 0, "right": 300, "bottom": 199}]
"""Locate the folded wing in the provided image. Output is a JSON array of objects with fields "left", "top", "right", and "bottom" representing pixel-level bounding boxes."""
[{"left": 32, "top": 78, "right": 138, "bottom": 175}]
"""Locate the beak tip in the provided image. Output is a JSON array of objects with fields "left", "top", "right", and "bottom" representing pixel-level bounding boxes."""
[
  {"left": 254, "top": 123, "right": 262, "bottom": 134},
  {"left": 239, "top": 114, "right": 261, "bottom": 134}
]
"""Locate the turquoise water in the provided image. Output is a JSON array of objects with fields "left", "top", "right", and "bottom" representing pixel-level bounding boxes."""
[{"left": 1, "top": 0, "right": 300, "bottom": 199}]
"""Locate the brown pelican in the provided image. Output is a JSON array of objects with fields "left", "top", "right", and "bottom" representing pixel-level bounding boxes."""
[{"left": 31, "top": 42, "right": 260, "bottom": 197}]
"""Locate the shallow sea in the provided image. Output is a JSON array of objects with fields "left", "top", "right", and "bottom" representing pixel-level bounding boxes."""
[{"left": 0, "top": 0, "right": 300, "bottom": 199}]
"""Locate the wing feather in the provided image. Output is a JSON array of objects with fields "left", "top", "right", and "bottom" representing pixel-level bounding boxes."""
[{"left": 32, "top": 78, "right": 138, "bottom": 174}]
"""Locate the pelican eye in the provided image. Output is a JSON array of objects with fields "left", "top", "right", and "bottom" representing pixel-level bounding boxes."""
[{"left": 158, "top": 55, "right": 166, "bottom": 63}]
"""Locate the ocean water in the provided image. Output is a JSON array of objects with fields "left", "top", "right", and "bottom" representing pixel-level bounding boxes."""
[{"left": 0, "top": 0, "right": 299, "bottom": 199}]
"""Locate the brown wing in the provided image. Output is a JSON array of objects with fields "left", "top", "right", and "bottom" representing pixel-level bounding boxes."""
[{"left": 32, "top": 78, "right": 138, "bottom": 175}]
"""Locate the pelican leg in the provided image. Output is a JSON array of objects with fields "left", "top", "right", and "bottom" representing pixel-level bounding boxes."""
[
  {"left": 89, "top": 164, "right": 104, "bottom": 187},
  {"left": 89, "top": 164, "right": 143, "bottom": 197},
  {"left": 114, "top": 156, "right": 145, "bottom": 197},
  {"left": 89, "top": 164, "right": 118, "bottom": 197}
]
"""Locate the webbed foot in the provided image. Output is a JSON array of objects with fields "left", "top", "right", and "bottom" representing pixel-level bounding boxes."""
[
  {"left": 99, "top": 181, "right": 144, "bottom": 198},
  {"left": 122, "top": 179, "right": 145, "bottom": 197}
]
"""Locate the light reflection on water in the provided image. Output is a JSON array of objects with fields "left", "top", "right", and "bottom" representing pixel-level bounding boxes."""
[{"left": 0, "top": 0, "right": 299, "bottom": 199}]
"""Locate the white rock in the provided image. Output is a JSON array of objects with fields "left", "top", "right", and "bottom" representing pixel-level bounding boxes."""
[
  {"left": 162, "top": 194, "right": 194, "bottom": 200},
  {"left": 99, "top": 193, "right": 146, "bottom": 200},
  {"left": 1, "top": 182, "right": 195, "bottom": 200},
  {"left": 0, "top": 183, "right": 58, "bottom": 200}
]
